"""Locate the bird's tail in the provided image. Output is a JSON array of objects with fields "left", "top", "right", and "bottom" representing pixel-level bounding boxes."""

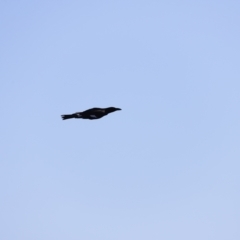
[{"left": 61, "top": 114, "right": 74, "bottom": 120}]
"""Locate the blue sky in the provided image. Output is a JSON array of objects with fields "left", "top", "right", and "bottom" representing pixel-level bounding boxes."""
[{"left": 0, "top": 1, "right": 240, "bottom": 239}]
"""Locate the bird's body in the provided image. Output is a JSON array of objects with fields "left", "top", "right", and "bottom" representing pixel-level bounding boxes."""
[{"left": 61, "top": 107, "right": 121, "bottom": 120}]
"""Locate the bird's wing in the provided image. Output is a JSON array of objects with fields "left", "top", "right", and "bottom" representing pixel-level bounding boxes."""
[{"left": 83, "top": 108, "right": 104, "bottom": 114}]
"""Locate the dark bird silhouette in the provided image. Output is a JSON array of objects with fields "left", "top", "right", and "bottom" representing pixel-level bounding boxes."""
[{"left": 61, "top": 107, "right": 121, "bottom": 120}]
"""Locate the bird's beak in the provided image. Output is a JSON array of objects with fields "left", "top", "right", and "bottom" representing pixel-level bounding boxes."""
[{"left": 116, "top": 108, "right": 121, "bottom": 111}]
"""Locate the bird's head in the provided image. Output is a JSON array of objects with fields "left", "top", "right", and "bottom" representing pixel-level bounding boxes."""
[{"left": 106, "top": 107, "right": 122, "bottom": 113}]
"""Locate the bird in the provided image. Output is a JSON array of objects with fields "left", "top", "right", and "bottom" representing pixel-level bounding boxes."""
[{"left": 61, "top": 107, "right": 121, "bottom": 120}]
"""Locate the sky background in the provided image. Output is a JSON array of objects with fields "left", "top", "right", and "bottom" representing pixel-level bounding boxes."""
[{"left": 0, "top": 1, "right": 240, "bottom": 239}]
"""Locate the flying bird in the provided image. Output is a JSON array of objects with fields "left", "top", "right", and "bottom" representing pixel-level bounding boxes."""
[{"left": 61, "top": 107, "right": 121, "bottom": 120}]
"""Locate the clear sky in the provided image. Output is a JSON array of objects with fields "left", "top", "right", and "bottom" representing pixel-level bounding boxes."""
[{"left": 0, "top": 1, "right": 240, "bottom": 239}]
